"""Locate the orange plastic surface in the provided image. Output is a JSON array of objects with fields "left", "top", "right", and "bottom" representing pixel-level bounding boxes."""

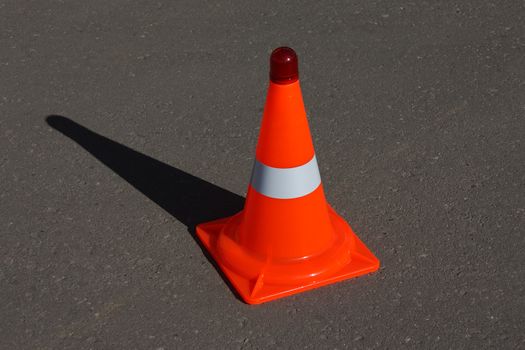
[
  {"left": 196, "top": 205, "right": 379, "bottom": 304},
  {"left": 256, "top": 81, "right": 315, "bottom": 168}
]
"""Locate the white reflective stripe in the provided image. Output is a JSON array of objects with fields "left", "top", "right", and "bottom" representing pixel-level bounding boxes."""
[{"left": 250, "top": 155, "right": 321, "bottom": 199}]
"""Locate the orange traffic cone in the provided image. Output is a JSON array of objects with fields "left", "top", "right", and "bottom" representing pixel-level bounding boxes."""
[{"left": 196, "top": 47, "right": 379, "bottom": 304}]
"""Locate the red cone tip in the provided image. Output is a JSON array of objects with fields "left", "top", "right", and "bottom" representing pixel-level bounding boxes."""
[{"left": 270, "top": 47, "right": 299, "bottom": 84}]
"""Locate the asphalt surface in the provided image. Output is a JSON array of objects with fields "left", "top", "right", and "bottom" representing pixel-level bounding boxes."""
[{"left": 1, "top": 1, "right": 524, "bottom": 349}]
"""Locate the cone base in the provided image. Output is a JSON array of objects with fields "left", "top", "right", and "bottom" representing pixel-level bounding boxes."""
[{"left": 195, "top": 208, "right": 380, "bottom": 304}]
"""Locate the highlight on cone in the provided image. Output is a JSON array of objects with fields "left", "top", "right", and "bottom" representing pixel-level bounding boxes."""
[{"left": 196, "top": 47, "right": 380, "bottom": 304}]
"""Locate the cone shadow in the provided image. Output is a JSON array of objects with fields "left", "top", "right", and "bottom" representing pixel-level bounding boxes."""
[{"left": 45, "top": 115, "right": 245, "bottom": 299}]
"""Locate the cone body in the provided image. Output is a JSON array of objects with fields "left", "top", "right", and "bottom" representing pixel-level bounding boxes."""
[
  {"left": 196, "top": 80, "right": 379, "bottom": 304},
  {"left": 241, "top": 81, "right": 333, "bottom": 260}
]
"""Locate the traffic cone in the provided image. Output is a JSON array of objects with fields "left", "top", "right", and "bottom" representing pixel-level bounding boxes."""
[{"left": 196, "top": 47, "right": 379, "bottom": 304}]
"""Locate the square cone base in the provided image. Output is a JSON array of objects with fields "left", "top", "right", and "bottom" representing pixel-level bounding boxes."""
[{"left": 196, "top": 214, "right": 379, "bottom": 304}]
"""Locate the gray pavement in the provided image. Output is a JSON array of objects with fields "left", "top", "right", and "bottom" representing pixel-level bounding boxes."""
[{"left": 1, "top": 0, "right": 524, "bottom": 349}]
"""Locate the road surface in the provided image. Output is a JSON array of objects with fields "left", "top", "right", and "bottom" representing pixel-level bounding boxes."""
[{"left": 1, "top": 0, "right": 524, "bottom": 348}]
